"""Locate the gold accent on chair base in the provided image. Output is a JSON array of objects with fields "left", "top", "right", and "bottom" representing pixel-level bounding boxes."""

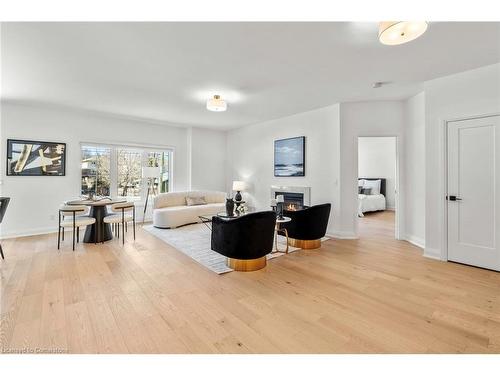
[
  {"left": 227, "top": 256, "right": 267, "bottom": 272},
  {"left": 288, "top": 238, "right": 322, "bottom": 249}
]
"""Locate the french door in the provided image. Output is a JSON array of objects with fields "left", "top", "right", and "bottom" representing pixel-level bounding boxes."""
[{"left": 447, "top": 115, "right": 500, "bottom": 271}]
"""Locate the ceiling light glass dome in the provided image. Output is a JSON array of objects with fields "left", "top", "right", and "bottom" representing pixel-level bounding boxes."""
[
  {"left": 206, "top": 95, "right": 227, "bottom": 112},
  {"left": 379, "top": 21, "right": 428, "bottom": 45}
]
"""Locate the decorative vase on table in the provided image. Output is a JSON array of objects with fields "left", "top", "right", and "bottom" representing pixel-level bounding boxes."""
[{"left": 226, "top": 198, "right": 235, "bottom": 217}]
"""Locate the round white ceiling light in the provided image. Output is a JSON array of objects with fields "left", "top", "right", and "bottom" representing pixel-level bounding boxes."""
[
  {"left": 206, "top": 95, "right": 227, "bottom": 112},
  {"left": 378, "top": 21, "right": 428, "bottom": 45}
]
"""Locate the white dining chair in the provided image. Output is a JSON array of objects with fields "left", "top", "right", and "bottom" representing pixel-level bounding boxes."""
[
  {"left": 58, "top": 205, "right": 96, "bottom": 251},
  {"left": 103, "top": 202, "right": 136, "bottom": 245}
]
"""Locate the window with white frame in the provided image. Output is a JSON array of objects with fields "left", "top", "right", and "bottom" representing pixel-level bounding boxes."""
[{"left": 81, "top": 143, "right": 172, "bottom": 202}]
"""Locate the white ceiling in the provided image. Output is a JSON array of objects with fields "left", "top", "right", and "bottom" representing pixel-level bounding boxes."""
[{"left": 2, "top": 22, "right": 499, "bottom": 130}]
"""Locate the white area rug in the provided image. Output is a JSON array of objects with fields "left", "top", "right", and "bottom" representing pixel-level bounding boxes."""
[{"left": 143, "top": 223, "right": 303, "bottom": 274}]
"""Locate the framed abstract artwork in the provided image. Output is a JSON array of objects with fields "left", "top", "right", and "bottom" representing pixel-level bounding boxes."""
[
  {"left": 274, "top": 136, "right": 305, "bottom": 177},
  {"left": 6, "top": 139, "right": 66, "bottom": 176}
]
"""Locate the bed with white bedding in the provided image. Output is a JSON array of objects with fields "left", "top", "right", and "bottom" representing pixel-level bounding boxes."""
[{"left": 358, "top": 178, "right": 387, "bottom": 217}]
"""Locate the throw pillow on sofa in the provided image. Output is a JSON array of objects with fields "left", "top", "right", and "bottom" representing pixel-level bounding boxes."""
[{"left": 186, "top": 196, "right": 207, "bottom": 206}]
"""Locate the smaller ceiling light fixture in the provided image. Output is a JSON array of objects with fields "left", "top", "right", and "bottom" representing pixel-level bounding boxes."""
[
  {"left": 372, "top": 81, "right": 391, "bottom": 88},
  {"left": 378, "top": 21, "right": 428, "bottom": 45},
  {"left": 206, "top": 94, "right": 227, "bottom": 112}
]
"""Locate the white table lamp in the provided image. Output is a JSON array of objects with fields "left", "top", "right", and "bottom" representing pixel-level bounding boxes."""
[{"left": 232, "top": 180, "right": 246, "bottom": 202}]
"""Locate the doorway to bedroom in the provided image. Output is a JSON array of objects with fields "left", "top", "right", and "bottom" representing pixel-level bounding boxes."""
[{"left": 357, "top": 136, "right": 398, "bottom": 239}]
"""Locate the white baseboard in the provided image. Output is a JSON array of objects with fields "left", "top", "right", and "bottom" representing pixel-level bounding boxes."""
[
  {"left": 423, "top": 247, "right": 442, "bottom": 260},
  {"left": 404, "top": 234, "right": 425, "bottom": 249},
  {"left": 387, "top": 206, "right": 396, "bottom": 211},
  {"left": 404, "top": 235, "right": 442, "bottom": 260},
  {"left": 327, "top": 231, "right": 358, "bottom": 240},
  {"left": 0, "top": 226, "right": 57, "bottom": 239},
  {"left": 1, "top": 219, "right": 153, "bottom": 240}
]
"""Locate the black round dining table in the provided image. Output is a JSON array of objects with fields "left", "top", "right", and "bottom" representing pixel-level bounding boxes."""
[{"left": 66, "top": 199, "right": 126, "bottom": 243}]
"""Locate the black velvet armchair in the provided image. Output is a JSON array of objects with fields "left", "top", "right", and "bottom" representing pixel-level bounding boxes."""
[
  {"left": 211, "top": 211, "right": 276, "bottom": 271},
  {"left": 281, "top": 203, "right": 331, "bottom": 249},
  {"left": 0, "top": 197, "right": 11, "bottom": 259}
]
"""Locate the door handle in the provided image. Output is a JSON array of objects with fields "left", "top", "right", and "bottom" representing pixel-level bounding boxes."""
[{"left": 448, "top": 195, "right": 462, "bottom": 201}]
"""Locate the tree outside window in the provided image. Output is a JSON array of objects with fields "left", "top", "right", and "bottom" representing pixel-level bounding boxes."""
[
  {"left": 81, "top": 146, "right": 110, "bottom": 196},
  {"left": 117, "top": 149, "right": 142, "bottom": 199}
]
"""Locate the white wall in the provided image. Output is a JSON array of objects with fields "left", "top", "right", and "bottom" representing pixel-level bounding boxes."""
[
  {"left": 339, "top": 101, "right": 405, "bottom": 238},
  {"left": 189, "top": 127, "right": 227, "bottom": 193},
  {"left": 226, "top": 101, "right": 408, "bottom": 240},
  {"left": 0, "top": 101, "right": 227, "bottom": 238},
  {"left": 226, "top": 104, "right": 341, "bottom": 235},
  {"left": 4, "top": 63, "right": 498, "bottom": 254},
  {"left": 404, "top": 92, "right": 426, "bottom": 248},
  {"left": 424, "top": 63, "right": 500, "bottom": 259},
  {"left": 358, "top": 137, "right": 396, "bottom": 209}
]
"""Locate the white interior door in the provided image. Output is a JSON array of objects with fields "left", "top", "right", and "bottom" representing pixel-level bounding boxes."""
[{"left": 447, "top": 115, "right": 500, "bottom": 271}]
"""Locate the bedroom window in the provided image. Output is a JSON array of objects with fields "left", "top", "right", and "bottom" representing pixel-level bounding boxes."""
[{"left": 80, "top": 144, "right": 172, "bottom": 202}]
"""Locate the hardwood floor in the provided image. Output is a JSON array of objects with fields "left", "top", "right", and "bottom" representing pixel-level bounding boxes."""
[
  {"left": 358, "top": 210, "right": 396, "bottom": 239},
  {"left": 1, "top": 215, "right": 500, "bottom": 353}
]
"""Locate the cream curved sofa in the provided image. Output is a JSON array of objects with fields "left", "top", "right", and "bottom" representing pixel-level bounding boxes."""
[{"left": 153, "top": 190, "right": 226, "bottom": 228}]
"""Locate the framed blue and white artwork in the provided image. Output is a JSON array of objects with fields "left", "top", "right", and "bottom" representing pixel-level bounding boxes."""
[{"left": 274, "top": 136, "right": 305, "bottom": 177}]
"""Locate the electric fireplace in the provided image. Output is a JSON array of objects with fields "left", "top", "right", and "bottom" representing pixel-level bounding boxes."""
[{"left": 275, "top": 192, "right": 305, "bottom": 210}]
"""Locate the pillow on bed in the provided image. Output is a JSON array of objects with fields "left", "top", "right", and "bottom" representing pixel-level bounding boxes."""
[
  {"left": 363, "top": 179, "right": 381, "bottom": 195},
  {"left": 358, "top": 179, "right": 365, "bottom": 187}
]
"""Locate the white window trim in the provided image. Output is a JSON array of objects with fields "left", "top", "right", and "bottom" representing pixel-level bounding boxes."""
[{"left": 80, "top": 141, "right": 173, "bottom": 203}]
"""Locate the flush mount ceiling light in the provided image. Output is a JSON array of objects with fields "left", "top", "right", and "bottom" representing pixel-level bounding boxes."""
[
  {"left": 372, "top": 81, "right": 391, "bottom": 88},
  {"left": 378, "top": 21, "right": 428, "bottom": 45},
  {"left": 206, "top": 95, "right": 227, "bottom": 112}
]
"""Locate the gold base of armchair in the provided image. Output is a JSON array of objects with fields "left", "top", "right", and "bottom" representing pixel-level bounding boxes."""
[
  {"left": 227, "top": 256, "right": 267, "bottom": 272},
  {"left": 288, "top": 238, "right": 322, "bottom": 250}
]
